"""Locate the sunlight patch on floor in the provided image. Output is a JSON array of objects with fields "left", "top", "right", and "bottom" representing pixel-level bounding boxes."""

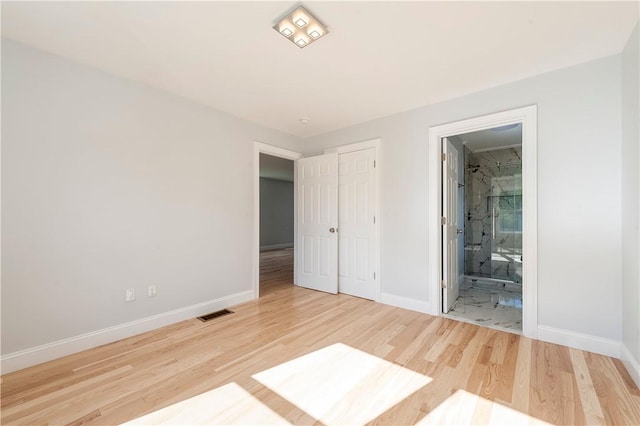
[
  {"left": 417, "top": 389, "right": 551, "bottom": 425},
  {"left": 121, "top": 382, "right": 290, "bottom": 425},
  {"left": 252, "top": 342, "right": 432, "bottom": 425}
]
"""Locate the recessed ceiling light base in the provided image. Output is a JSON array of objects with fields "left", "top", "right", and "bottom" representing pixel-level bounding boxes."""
[{"left": 273, "top": 6, "right": 328, "bottom": 49}]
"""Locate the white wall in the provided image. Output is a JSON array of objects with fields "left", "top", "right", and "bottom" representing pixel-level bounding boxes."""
[
  {"left": 1, "top": 39, "right": 300, "bottom": 358},
  {"left": 621, "top": 22, "right": 640, "bottom": 383},
  {"left": 302, "top": 55, "right": 623, "bottom": 344}
]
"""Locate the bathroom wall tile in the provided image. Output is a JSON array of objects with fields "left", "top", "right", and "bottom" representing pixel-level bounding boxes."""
[{"left": 464, "top": 146, "right": 523, "bottom": 282}]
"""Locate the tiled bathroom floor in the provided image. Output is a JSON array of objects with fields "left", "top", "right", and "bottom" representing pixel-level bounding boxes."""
[{"left": 444, "top": 279, "right": 522, "bottom": 333}]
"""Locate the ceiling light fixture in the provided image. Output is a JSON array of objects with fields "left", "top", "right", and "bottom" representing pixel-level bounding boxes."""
[{"left": 274, "top": 6, "right": 328, "bottom": 49}]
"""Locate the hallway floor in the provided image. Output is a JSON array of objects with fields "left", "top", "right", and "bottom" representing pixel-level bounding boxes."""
[
  {"left": 445, "top": 279, "right": 522, "bottom": 333},
  {"left": 259, "top": 247, "right": 293, "bottom": 297}
]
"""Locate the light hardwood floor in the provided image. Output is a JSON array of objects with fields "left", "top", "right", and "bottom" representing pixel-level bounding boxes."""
[
  {"left": 2, "top": 250, "right": 639, "bottom": 425},
  {"left": 259, "top": 247, "right": 294, "bottom": 297}
]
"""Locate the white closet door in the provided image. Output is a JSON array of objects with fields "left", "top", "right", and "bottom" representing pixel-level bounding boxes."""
[
  {"left": 296, "top": 153, "right": 339, "bottom": 294},
  {"left": 338, "top": 148, "right": 376, "bottom": 300}
]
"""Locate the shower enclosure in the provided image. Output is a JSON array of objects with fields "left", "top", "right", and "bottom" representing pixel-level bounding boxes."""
[{"left": 464, "top": 146, "right": 522, "bottom": 284}]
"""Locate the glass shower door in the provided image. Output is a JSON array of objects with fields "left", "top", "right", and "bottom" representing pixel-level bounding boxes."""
[{"left": 490, "top": 172, "right": 522, "bottom": 283}]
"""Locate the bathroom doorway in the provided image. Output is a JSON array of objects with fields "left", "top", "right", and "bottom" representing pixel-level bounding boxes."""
[
  {"left": 428, "top": 105, "right": 538, "bottom": 338},
  {"left": 443, "top": 124, "right": 524, "bottom": 334}
]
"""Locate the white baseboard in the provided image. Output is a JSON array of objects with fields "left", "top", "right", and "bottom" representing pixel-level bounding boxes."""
[
  {"left": 621, "top": 344, "right": 640, "bottom": 389},
  {"left": 0, "top": 290, "right": 254, "bottom": 374},
  {"left": 537, "top": 325, "right": 621, "bottom": 358},
  {"left": 260, "top": 243, "right": 293, "bottom": 251},
  {"left": 379, "top": 292, "right": 432, "bottom": 314}
]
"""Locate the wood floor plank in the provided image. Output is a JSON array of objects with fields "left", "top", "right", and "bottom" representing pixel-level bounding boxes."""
[
  {"left": 561, "top": 369, "right": 586, "bottom": 425},
  {"left": 613, "top": 358, "right": 640, "bottom": 397},
  {"left": 586, "top": 352, "right": 640, "bottom": 424},
  {"left": 570, "top": 347, "right": 606, "bottom": 425},
  {"left": 2, "top": 248, "right": 639, "bottom": 425},
  {"left": 494, "top": 333, "right": 520, "bottom": 403},
  {"left": 510, "top": 335, "right": 532, "bottom": 414},
  {"left": 530, "top": 341, "right": 567, "bottom": 424}
]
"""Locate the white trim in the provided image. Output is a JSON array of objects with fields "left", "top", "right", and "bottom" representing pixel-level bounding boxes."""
[
  {"left": 0, "top": 290, "right": 254, "bottom": 374},
  {"left": 260, "top": 243, "right": 294, "bottom": 251},
  {"left": 379, "top": 292, "right": 431, "bottom": 314},
  {"left": 537, "top": 325, "right": 621, "bottom": 358},
  {"left": 254, "top": 142, "right": 302, "bottom": 298},
  {"left": 622, "top": 344, "right": 640, "bottom": 389},
  {"left": 324, "top": 138, "right": 381, "bottom": 154},
  {"left": 324, "top": 138, "right": 382, "bottom": 302},
  {"left": 428, "top": 105, "right": 538, "bottom": 339},
  {"left": 255, "top": 142, "right": 302, "bottom": 161}
]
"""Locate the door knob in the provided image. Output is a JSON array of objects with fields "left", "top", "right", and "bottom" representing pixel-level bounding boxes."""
[{"left": 329, "top": 227, "right": 336, "bottom": 233}]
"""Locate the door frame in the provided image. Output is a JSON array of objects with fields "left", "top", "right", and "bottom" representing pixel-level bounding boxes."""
[
  {"left": 427, "top": 106, "right": 538, "bottom": 338},
  {"left": 253, "top": 141, "right": 303, "bottom": 299},
  {"left": 325, "top": 138, "right": 382, "bottom": 302}
]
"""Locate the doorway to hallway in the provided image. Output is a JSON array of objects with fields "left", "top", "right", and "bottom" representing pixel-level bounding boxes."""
[
  {"left": 253, "top": 142, "right": 302, "bottom": 299},
  {"left": 259, "top": 153, "right": 295, "bottom": 297}
]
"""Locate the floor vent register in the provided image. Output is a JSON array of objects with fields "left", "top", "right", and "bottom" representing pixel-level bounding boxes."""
[{"left": 197, "top": 309, "right": 234, "bottom": 322}]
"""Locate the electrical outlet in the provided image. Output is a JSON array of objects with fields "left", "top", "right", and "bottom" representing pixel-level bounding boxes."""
[
  {"left": 126, "top": 288, "right": 135, "bottom": 302},
  {"left": 148, "top": 285, "right": 157, "bottom": 297}
]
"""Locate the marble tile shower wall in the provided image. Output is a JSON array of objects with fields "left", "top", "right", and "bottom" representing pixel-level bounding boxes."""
[{"left": 464, "top": 146, "right": 523, "bottom": 283}]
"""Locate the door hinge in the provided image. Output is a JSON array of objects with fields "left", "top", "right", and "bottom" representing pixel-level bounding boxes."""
[
  {"left": 374, "top": 272, "right": 376, "bottom": 280},
  {"left": 441, "top": 216, "right": 447, "bottom": 225},
  {"left": 441, "top": 280, "right": 447, "bottom": 289},
  {"left": 374, "top": 160, "right": 376, "bottom": 168},
  {"left": 441, "top": 153, "right": 446, "bottom": 161},
  {"left": 373, "top": 216, "right": 376, "bottom": 224}
]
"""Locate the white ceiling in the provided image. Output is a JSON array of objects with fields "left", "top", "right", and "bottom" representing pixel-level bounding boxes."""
[
  {"left": 2, "top": 2, "right": 638, "bottom": 138},
  {"left": 458, "top": 124, "right": 522, "bottom": 153}
]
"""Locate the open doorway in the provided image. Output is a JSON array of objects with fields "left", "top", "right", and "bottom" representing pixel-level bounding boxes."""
[
  {"left": 442, "top": 125, "right": 523, "bottom": 334},
  {"left": 428, "top": 105, "right": 538, "bottom": 339},
  {"left": 253, "top": 142, "right": 302, "bottom": 299},
  {"left": 259, "top": 153, "right": 295, "bottom": 297}
]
